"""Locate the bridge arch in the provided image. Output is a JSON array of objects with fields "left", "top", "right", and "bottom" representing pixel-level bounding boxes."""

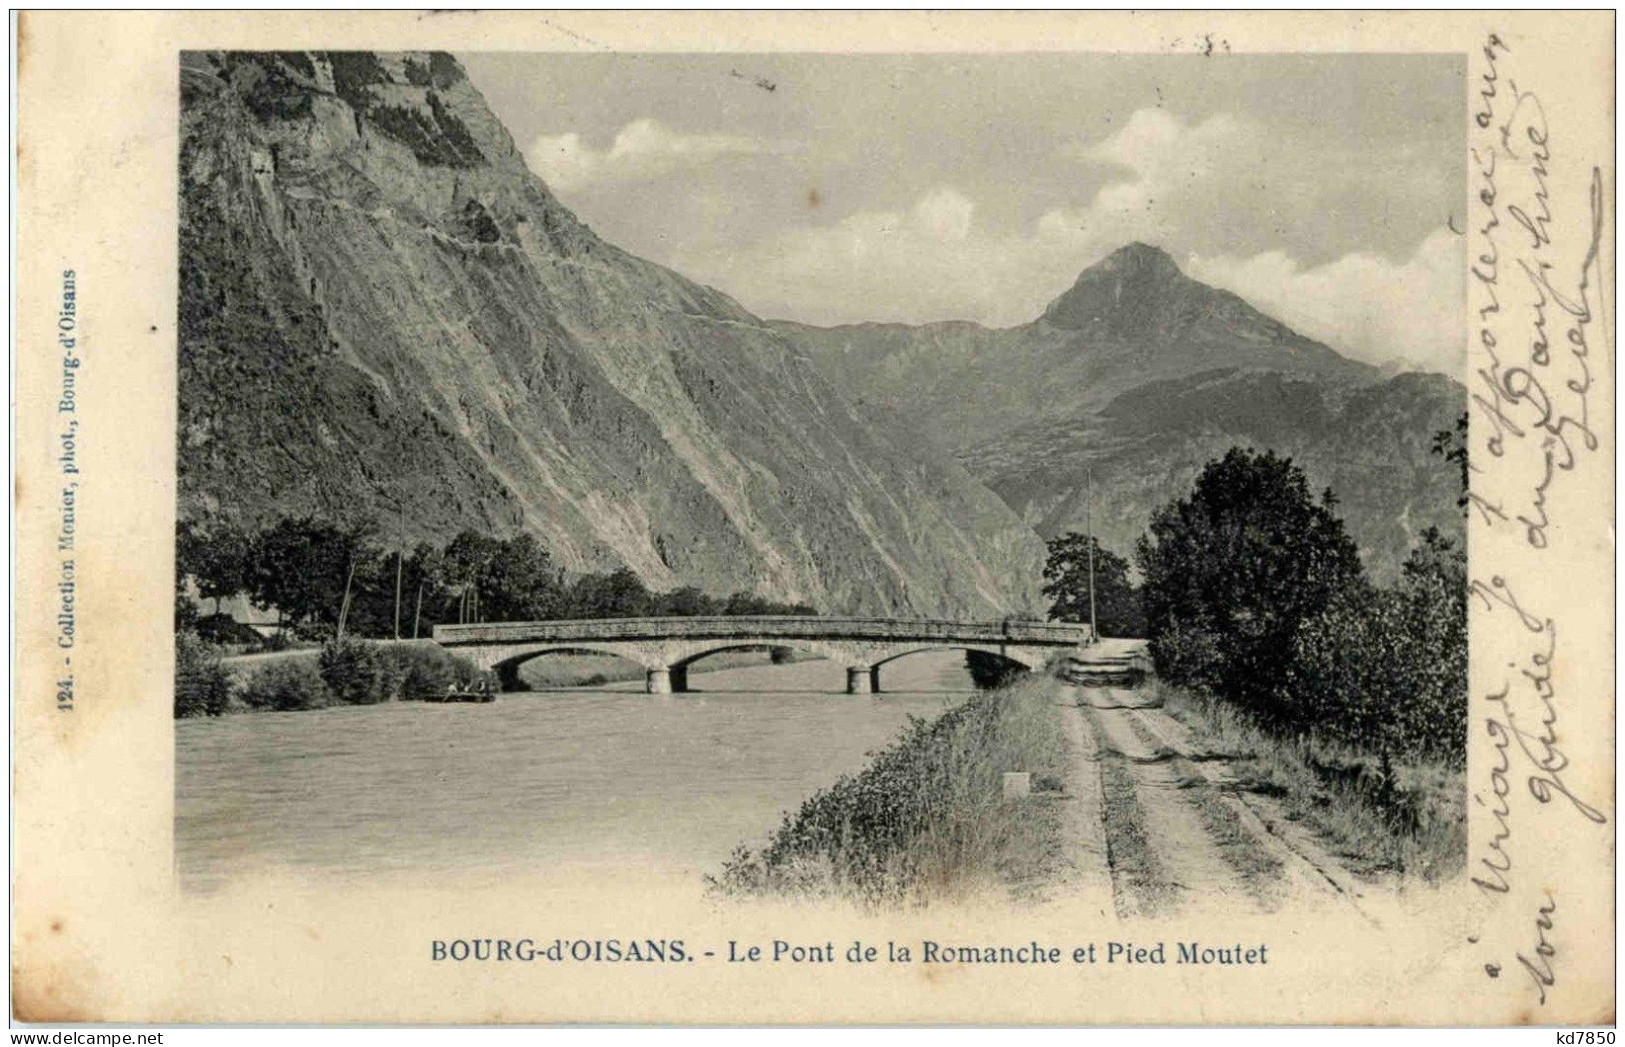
[
  {"left": 864, "top": 643, "right": 1039, "bottom": 694},
  {"left": 664, "top": 639, "right": 850, "bottom": 693},
  {"left": 487, "top": 644, "right": 658, "bottom": 692},
  {"left": 668, "top": 638, "right": 850, "bottom": 672},
  {"left": 868, "top": 643, "right": 1043, "bottom": 671}
]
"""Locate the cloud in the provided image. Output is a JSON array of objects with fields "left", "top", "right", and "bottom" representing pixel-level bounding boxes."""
[
  {"left": 526, "top": 118, "right": 778, "bottom": 192},
  {"left": 912, "top": 187, "right": 975, "bottom": 242},
  {"left": 706, "top": 187, "right": 1043, "bottom": 325},
  {"left": 684, "top": 107, "right": 1462, "bottom": 375},
  {"left": 1038, "top": 108, "right": 1327, "bottom": 261},
  {"left": 1186, "top": 231, "right": 1464, "bottom": 373},
  {"left": 1072, "top": 109, "right": 1251, "bottom": 202}
]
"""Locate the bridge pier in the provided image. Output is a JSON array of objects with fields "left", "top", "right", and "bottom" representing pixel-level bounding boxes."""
[
  {"left": 646, "top": 667, "right": 672, "bottom": 695},
  {"left": 845, "top": 666, "right": 874, "bottom": 695}
]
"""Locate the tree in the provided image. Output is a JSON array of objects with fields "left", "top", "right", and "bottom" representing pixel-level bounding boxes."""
[
  {"left": 1040, "top": 533, "right": 1145, "bottom": 637},
  {"left": 1431, "top": 411, "right": 1471, "bottom": 511},
  {"left": 652, "top": 586, "right": 718, "bottom": 617},
  {"left": 176, "top": 519, "right": 253, "bottom": 615},
  {"left": 1136, "top": 448, "right": 1366, "bottom": 722},
  {"left": 718, "top": 591, "right": 816, "bottom": 616},
  {"left": 439, "top": 530, "right": 562, "bottom": 624},
  {"left": 399, "top": 541, "right": 450, "bottom": 637},
  {"left": 440, "top": 530, "right": 500, "bottom": 623},
  {"left": 480, "top": 533, "right": 562, "bottom": 621},
  {"left": 247, "top": 515, "right": 380, "bottom": 631},
  {"left": 565, "top": 567, "right": 652, "bottom": 619}
]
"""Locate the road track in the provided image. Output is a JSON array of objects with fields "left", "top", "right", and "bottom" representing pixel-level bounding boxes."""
[{"left": 1053, "top": 647, "right": 1376, "bottom": 920}]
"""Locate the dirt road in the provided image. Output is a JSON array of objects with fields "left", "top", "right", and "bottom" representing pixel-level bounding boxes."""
[{"left": 1055, "top": 644, "right": 1373, "bottom": 918}]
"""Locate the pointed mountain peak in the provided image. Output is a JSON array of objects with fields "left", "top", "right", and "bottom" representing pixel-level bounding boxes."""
[
  {"left": 1041, "top": 241, "right": 1190, "bottom": 329},
  {"left": 1099, "top": 241, "right": 1182, "bottom": 275}
]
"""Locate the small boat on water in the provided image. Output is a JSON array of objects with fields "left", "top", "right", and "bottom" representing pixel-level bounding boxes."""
[{"left": 425, "top": 681, "right": 498, "bottom": 704}]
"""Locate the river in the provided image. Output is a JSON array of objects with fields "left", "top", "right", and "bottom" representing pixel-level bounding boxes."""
[{"left": 175, "top": 650, "right": 977, "bottom": 893}]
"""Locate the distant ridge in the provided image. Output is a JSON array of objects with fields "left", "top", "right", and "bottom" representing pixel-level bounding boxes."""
[{"left": 779, "top": 242, "right": 1464, "bottom": 583}]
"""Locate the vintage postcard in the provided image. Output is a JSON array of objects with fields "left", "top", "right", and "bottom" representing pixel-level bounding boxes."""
[{"left": 11, "top": 10, "right": 1616, "bottom": 1026}]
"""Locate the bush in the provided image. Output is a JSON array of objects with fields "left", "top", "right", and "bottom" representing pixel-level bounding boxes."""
[
  {"left": 239, "top": 657, "right": 331, "bottom": 712},
  {"left": 318, "top": 636, "right": 398, "bottom": 705},
  {"left": 1290, "top": 530, "right": 1467, "bottom": 766},
  {"left": 1140, "top": 614, "right": 1224, "bottom": 694},
  {"left": 378, "top": 643, "right": 486, "bottom": 701},
  {"left": 290, "top": 619, "right": 333, "bottom": 643},
  {"left": 175, "top": 632, "right": 233, "bottom": 718}
]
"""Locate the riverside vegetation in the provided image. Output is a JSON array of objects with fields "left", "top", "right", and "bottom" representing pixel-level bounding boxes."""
[
  {"left": 1135, "top": 444, "right": 1466, "bottom": 881},
  {"left": 710, "top": 672, "right": 1069, "bottom": 905}
]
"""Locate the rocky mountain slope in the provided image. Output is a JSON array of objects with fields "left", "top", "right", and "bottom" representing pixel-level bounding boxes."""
[
  {"left": 783, "top": 244, "right": 1464, "bottom": 583},
  {"left": 178, "top": 51, "right": 1046, "bottom": 616}
]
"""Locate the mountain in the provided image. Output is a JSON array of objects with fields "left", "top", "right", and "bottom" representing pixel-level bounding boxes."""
[
  {"left": 178, "top": 51, "right": 1046, "bottom": 617},
  {"left": 782, "top": 244, "right": 1464, "bottom": 583}
]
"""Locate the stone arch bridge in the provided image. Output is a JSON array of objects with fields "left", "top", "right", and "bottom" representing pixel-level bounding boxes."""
[{"left": 432, "top": 616, "right": 1092, "bottom": 694}]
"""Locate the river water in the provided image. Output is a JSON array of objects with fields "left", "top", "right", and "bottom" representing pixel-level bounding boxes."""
[{"left": 175, "top": 651, "right": 976, "bottom": 893}]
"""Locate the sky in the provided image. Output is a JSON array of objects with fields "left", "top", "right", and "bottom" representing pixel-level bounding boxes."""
[{"left": 461, "top": 52, "right": 1466, "bottom": 374}]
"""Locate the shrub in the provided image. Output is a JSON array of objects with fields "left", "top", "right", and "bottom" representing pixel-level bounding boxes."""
[
  {"left": 1143, "top": 614, "right": 1225, "bottom": 695},
  {"left": 318, "top": 636, "right": 395, "bottom": 705},
  {"left": 378, "top": 643, "right": 485, "bottom": 701},
  {"left": 291, "top": 619, "right": 333, "bottom": 643},
  {"left": 239, "top": 657, "right": 331, "bottom": 711},
  {"left": 1290, "top": 530, "right": 1467, "bottom": 767},
  {"left": 175, "top": 632, "right": 233, "bottom": 718}
]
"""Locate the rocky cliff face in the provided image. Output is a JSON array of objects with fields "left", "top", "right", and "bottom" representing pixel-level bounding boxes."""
[
  {"left": 783, "top": 244, "right": 1465, "bottom": 583},
  {"left": 179, "top": 51, "right": 1046, "bottom": 616}
]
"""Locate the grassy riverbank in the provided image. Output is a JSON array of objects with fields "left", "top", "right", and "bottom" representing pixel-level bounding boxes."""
[
  {"left": 711, "top": 672, "right": 1069, "bottom": 906},
  {"left": 1157, "top": 681, "right": 1465, "bottom": 883}
]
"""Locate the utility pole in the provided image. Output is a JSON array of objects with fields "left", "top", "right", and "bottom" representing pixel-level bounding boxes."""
[
  {"left": 387, "top": 491, "right": 405, "bottom": 641},
  {"left": 393, "top": 547, "right": 404, "bottom": 640},
  {"left": 336, "top": 555, "right": 358, "bottom": 641},
  {"left": 1087, "top": 466, "right": 1097, "bottom": 644}
]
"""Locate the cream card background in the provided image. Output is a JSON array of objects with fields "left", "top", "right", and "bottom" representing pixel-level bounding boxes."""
[{"left": 11, "top": 10, "right": 1615, "bottom": 1024}]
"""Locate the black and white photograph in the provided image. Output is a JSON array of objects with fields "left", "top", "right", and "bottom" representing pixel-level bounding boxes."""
[
  {"left": 10, "top": 9, "right": 1614, "bottom": 1028},
  {"left": 174, "top": 48, "right": 1469, "bottom": 914}
]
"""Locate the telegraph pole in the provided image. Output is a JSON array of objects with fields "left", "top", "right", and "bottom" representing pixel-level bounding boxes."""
[{"left": 1087, "top": 466, "right": 1097, "bottom": 644}]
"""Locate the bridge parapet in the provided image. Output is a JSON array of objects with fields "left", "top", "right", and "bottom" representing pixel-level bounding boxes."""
[{"left": 433, "top": 615, "right": 1090, "bottom": 648}]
